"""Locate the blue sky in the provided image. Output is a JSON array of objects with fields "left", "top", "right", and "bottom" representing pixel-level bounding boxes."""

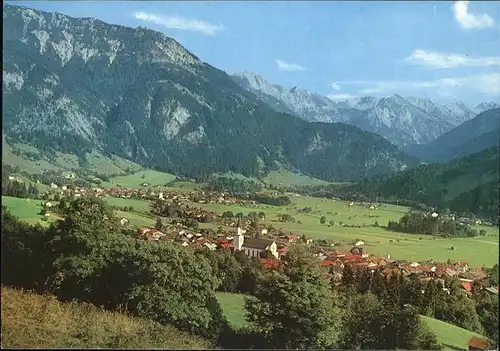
[{"left": 9, "top": 1, "right": 500, "bottom": 104}]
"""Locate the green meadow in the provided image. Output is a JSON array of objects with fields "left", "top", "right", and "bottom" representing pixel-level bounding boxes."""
[
  {"left": 102, "top": 170, "right": 176, "bottom": 189},
  {"left": 215, "top": 292, "right": 247, "bottom": 330},
  {"left": 420, "top": 315, "right": 487, "bottom": 351},
  {"left": 1, "top": 196, "right": 62, "bottom": 226}
]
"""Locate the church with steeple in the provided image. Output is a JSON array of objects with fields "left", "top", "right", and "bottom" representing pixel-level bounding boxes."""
[{"left": 234, "top": 217, "right": 279, "bottom": 259}]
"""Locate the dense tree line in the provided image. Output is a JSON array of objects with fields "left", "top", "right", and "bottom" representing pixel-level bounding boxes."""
[
  {"left": 387, "top": 211, "right": 485, "bottom": 237},
  {"left": 1, "top": 179, "right": 40, "bottom": 199},
  {"left": 2, "top": 167, "right": 40, "bottom": 199},
  {"left": 240, "top": 193, "right": 292, "bottom": 206},
  {"left": 226, "top": 246, "right": 442, "bottom": 350},
  {"left": 150, "top": 200, "right": 213, "bottom": 223}
]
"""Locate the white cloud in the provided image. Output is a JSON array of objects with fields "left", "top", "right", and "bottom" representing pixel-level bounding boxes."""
[
  {"left": 336, "top": 73, "right": 500, "bottom": 96},
  {"left": 134, "top": 12, "right": 224, "bottom": 36},
  {"left": 452, "top": 1, "right": 495, "bottom": 29},
  {"left": 276, "top": 59, "right": 305, "bottom": 72},
  {"left": 330, "top": 82, "right": 341, "bottom": 90},
  {"left": 405, "top": 49, "right": 500, "bottom": 69},
  {"left": 327, "top": 93, "right": 357, "bottom": 101}
]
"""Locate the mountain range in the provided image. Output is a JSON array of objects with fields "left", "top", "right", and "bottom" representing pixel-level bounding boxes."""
[
  {"left": 232, "top": 71, "right": 499, "bottom": 148},
  {"left": 2, "top": 4, "right": 419, "bottom": 182}
]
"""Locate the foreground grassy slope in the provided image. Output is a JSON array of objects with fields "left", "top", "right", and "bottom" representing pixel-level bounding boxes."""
[
  {"left": 420, "top": 315, "right": 487, "bottom": 351},
  {"left": 1, "top": 287, "right": 211, "bottom": 349}
]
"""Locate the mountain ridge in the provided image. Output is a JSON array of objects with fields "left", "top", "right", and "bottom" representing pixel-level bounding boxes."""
[{"left": 232, "top": 71, "right": 499, "bottom": 147}]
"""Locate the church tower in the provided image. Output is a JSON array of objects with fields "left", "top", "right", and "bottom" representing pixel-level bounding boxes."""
[{"left": 235, "top": 217, "right": 245, "bottom": 251}]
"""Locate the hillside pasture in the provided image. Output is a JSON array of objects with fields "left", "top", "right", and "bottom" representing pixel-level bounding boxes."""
[
  {"left": 84, "top": 151, "right": 143, "bottom": 176},
  {"left": 114, "top": 210, "right": 156, "bottom": 228},
  {"left": 102, "top": 196, "right": 152, "bottom": 213},
  {"left": 103, "top": 170, "right": 176, "bottom": 188}
]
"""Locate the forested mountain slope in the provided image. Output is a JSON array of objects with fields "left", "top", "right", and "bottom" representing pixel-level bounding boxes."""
[
  {"left": 404, "top": 108, "right": 500, "bottom": 163},
  {"left": 349, "top": 147, "right": 499, "bottom": 219}
]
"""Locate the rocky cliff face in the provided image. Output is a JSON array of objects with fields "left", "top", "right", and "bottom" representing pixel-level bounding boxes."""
[
  {"left": 2, "top": 4, "right": 419, "bottom": 181},
  {"left": 232, "top": 72, "right": 497, "bottom": 147}
]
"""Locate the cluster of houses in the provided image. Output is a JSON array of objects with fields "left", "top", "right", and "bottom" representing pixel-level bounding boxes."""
[
  {"left": 315, "top": 248, "right": 499, "bottom": 297},
  {"left": 135, "top": 223, "right": 498, "bottom": 298},
  {"left": 136, "top": 224, "right": 299, "bottom": 260},
  {"left": 56, "top": 185, "right": 258, "bottom": 206}
]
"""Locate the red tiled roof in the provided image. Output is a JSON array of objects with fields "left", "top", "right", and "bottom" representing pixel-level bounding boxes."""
[
  {"left": 343, "top": 254, "right": 362, "bottom": 260},
  {"left": 260, "top": 258, "right": 280, "bottom": 269},
  {"left": 330, "top": 250, "right": 349, "bottom": 257},
  {"left": 461, "top": 281, "right": 473, "bottom": 292},
  {"left": 468, "top": 336, "right": 488, "bottom": 349}
]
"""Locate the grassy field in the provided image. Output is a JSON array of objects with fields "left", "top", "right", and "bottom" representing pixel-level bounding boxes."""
[
  {"left": 102, "top": 196, "right": 152, "bottom": 213},
  {"left": 102, "top": 170, "right": 177, "bottom": 189},
  {"left": 1, "top": 286, "right": 211, "bottom": 349},
  {"left": 1, "top": 196, "right": 62, "bottom": 226},
  {"left": 420, "top": 315, "right": 486, "bottom": 351},
  {"left": 115, "top": 210, "right": 156, "bottom": 228},
  {"left": 215, "top": 292, "right": 247, "bottom": 330}
]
